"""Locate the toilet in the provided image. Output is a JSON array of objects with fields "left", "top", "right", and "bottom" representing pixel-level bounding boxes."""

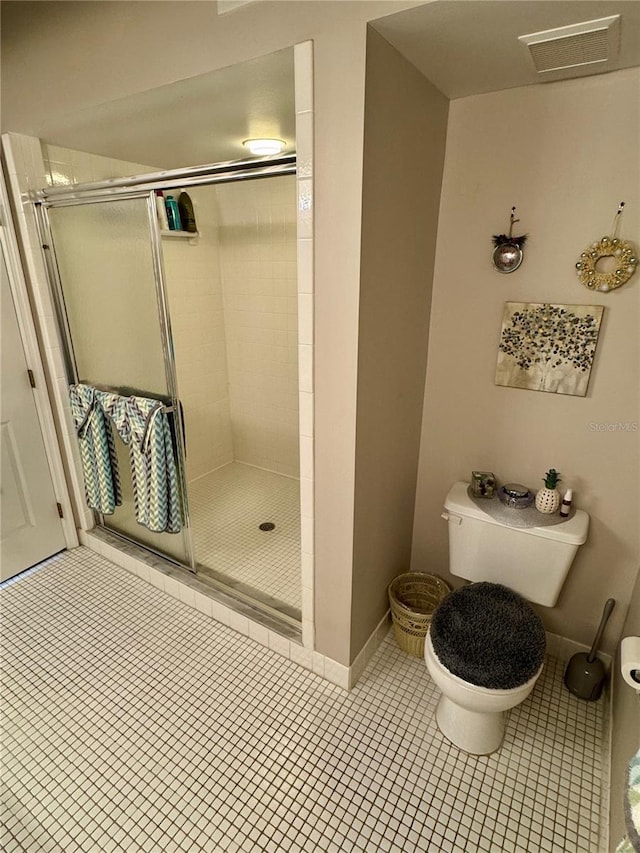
[{"left": 424, "top": 481, "right": 589, "bottom": 755}]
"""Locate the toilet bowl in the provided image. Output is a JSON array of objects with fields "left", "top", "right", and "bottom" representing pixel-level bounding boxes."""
[
  {"left": 425, "top": 481, "right": 590, "bottom": 754},
  {"left": 424, "top": 582, "right": 546, "bottom": 754},
  {"left": 425, "top": 631, "right": 543, "bottom": 754}
]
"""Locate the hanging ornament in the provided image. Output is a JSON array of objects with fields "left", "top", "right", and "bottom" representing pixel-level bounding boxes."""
[
  {"left": 575, "top": 202, "right": 638, "bottom": 293},
  {"left": 492, "top": 207, "right": 528, "bottom": 273}
]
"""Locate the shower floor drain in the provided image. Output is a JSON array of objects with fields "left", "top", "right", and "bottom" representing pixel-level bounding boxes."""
[{"left": 258, "top": 522, "right": 276, "bottom": 531}]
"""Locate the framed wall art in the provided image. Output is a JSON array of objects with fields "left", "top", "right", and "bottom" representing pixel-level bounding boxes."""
[{"left": 495, "top": 302, "right": 604, "bottom": 397}]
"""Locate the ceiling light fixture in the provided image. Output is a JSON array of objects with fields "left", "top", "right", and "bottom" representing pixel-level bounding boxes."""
[{"left": 242, "top": 138, "right": 286, "bottom": 156}]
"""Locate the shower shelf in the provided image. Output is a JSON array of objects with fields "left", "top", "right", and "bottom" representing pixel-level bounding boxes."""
[{"left": 160, "top": 230, "right": 199, "bottom": 245}]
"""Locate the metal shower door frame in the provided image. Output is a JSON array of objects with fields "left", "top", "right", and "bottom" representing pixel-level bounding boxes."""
[
  {"left": 33, "top": 155, "right": 297, "bottom": 583},
  {"left": 34, "top": 190, "right": 196, "bottom": 571}
]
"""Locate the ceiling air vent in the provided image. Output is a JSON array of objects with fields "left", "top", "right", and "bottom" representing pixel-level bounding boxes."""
[{"left": 519, "top": 15, "right": 621, "bottom": 82}]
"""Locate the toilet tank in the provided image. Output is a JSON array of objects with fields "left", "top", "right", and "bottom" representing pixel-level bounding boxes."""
[{"left": 443, "top": 481, "right": 589, "bottom": 607}]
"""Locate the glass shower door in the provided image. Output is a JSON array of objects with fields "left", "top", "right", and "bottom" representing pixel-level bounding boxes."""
[{"left": 45, "top": 196, "right": 192, "bottom": 565}]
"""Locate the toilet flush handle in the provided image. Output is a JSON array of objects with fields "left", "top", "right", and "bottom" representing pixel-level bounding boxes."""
[{"left": 441, "top": 511, "right": 462, "bottom": 525}]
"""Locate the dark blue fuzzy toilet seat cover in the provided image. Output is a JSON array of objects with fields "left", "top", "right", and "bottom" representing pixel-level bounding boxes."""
[{"left": 430, "top": 582, "right": 546, "bottom": 690}]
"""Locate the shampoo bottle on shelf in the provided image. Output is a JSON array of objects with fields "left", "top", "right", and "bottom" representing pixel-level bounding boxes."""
[
  {"left": 178, "top": 191, "right": 197, "bottom": 233},
  {"left": 155, "top": 191, "right": 169, "bottom": 230},
  {"left": 164, "top": 195, "right": 182, "bottom": 231}
]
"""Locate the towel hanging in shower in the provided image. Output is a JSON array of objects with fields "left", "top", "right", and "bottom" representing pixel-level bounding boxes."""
[
  {"left": 94, "top": 389, "right": 130, "bottom": 443},
  {"left": 69, "top": 384, "right": 121, "bottom": 515},
  {"left": 125, "top": 396, "right": 182, "bottom": 534}
]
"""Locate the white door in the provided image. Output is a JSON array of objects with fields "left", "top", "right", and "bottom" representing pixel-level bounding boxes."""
[{"left": 0, "top": 244, "right": 66, "bottom": 580}]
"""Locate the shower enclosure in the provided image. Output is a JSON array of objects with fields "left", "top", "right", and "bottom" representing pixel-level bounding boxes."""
[{"left": 36, "top": 156, "right": 302, "bottom": 625}]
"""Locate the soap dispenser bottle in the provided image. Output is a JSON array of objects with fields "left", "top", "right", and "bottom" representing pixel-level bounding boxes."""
[
  {"left": 178, "top": 191, "right": 197, "bottom": 233},
  {"left": 164, "top": 195, "right": 182, "bottom": 231}
]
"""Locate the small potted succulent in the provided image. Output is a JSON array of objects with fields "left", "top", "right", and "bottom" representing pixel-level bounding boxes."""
[{"left": 535, "top": 468, "right": 562, "bottom": 514}]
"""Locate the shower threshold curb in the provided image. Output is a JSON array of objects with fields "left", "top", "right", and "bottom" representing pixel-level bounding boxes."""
[{"left": 79, "top": 529, "right": 387, "bottom": 691}]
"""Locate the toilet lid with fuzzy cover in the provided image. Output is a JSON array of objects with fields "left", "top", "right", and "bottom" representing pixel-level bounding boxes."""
[{"left": 430, "top": 582, "right": 546, "bottom": 690}]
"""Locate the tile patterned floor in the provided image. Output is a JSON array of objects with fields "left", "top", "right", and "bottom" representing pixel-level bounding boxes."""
[
  {"left": 1, "top": 548, "right": 606, "bottom": 853},
  {"left": 188, "top": 463, "right": 301, "bottom": 615}
]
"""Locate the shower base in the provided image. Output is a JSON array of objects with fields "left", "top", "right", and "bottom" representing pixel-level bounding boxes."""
[{"left": 188, "top": 462, "right": 301, "bottom": 619}]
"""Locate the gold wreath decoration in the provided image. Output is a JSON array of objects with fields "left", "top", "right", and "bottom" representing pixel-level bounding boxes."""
[{"left": 576, "top": 236, "right": 638, "bottom": 293}]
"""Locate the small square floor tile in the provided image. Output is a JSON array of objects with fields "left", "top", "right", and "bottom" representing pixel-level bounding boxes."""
[{"left": 0, "top": 548, "right": 606, "bottom": 853}]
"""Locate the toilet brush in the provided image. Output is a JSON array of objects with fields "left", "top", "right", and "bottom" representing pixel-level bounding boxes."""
[{"left": 564, "top": 598, "right": 615, "bottom": 701}]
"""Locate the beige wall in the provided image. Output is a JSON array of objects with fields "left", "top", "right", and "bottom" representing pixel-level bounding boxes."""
[
  {"left": 610, "top": 569, "right": 640, "bottom": 851},
  {"left": 350, "top": 29, "right": 449, "bottom": 662},
  {"left": 412, "top": 68, "right": 640, "bottom": 655},
  {"left": 2, "top": 0, "right": 419, "bottom": 665}
]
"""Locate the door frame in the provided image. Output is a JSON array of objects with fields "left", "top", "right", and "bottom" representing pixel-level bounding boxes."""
[{"left": 0, "top": 165, "right": 77, "bottom": 551}]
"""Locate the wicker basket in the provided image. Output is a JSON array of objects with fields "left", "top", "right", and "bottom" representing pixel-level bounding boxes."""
[{"left": 388, "top": 572, "right": 451, "bottom": 658}]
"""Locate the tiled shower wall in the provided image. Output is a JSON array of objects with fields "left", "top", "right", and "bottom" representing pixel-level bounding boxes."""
[
  {"left": 160, "top": 177, "right": 300, "bottom": 481},
  {"left": 42, "top": 147, "right": 236, "bottom": 483},
  {"left": 42, "top": 145, "right": 154, "bottom": 188},
  {"left": 162, "top": 188, "right": 234, "bottom": 481},
  {"left": 40, "top": 146, "right": 299, "bottom": 483},
  {"left": 216, "top": 176, "right": 300, "bottom": 478}
]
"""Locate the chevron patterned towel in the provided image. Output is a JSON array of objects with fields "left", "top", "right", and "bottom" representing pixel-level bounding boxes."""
[
  {"left": 126, "top": 396, "right": 182, "bottom": 534},
  {"left": 69, "top": 384, "right": 121, "bottom": 515},
  {"left": 95, "top": 390, "right": 130, "bottom": 445}
]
